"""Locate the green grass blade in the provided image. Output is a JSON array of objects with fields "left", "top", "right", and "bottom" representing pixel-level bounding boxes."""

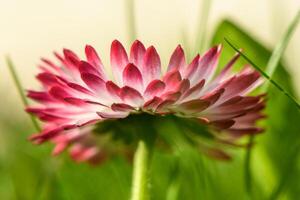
[
  {"left": 224, "top": 38, "right": 300, "bottom": 109},
  {"left": 262, "top": 10, "right": 300, "bottom": 91},
  {"left": 6, "top": 56, "right": 41, "bottom": 131},
  {"left": 243, "top": 10, "right": 300, "bottom": 198},
  {"left": 194, "top": 0, "right": 212, "bottom": 54},
  {"left": 126, "top": 0, "right": 136, "bottom": 43}
]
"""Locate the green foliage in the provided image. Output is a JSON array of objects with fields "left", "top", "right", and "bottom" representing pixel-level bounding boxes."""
[
  {"left": 212, "top": 19, "right": 300, "bottom": 199},
  {"left": 1, "top": 19, "right": 300, "bottom": 200}
]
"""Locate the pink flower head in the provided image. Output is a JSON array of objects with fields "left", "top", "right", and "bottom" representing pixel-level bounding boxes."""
[{"left": 27, "top": 40, "right": 265, "bottom": 163}]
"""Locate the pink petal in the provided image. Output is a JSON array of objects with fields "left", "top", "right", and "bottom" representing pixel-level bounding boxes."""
[
  {"left": 219, "top": 71, "right": 260, "bottom": 101},
  {"left": 161, "top": 91, "right": 181, "bottom": 101},
  {"left": 81, "top": 73, "right": 106, "bottom": 93},
  {"left": 183, "top": 54, "right": 200, "bottom": 81},
  {"left": 52, "top": 143, "right": 68, "bottom": 156},
  {"left": 210, "top": 120, "right": 235, "bottom": 129},
  {"left": 120, "top": 86, "right": 144, "bottom": 106},
  {"left": 163, "top": 70, "right": 182, "bottom": 90},
  {"left": 27, "top": 90, "right": 53, "bottom": 102},
  {"left": 49, "top": 86, "right": 71, "bottom": 100},
  {"left": 142, "top": 46, "right": 161, "bottom": 85},
  {"left": 110, "top": 40, "right": 129, "bottom": 84},
  {"left": 122, "top": 63, "right": 143, "bottom": 92},
  {"left": 36, "top": 73, "right": 60, "bottom": 87},
  {"left": 189, "top": 45, "right": 222, "bottom": 84},
  {"left": 67, "top": 82, "right": 94, "bottom": 96},
  {"left": 214, "top": 53, "right": 240, "bottom": 83},
  {"left": 130, "top": 40, "right": 146, "bottom": 68},
  {"left": 64, "top": 97, "right": 87, "bottom": 106},
  {"left": 167, "top": 45, "right": 185, "bottom": 72},
  {"left": 180, "top": 79, "right": 205, "bottom": 101},
  {"left": 41, "top": 58, "right": 60, "bottom": 71},
  {"left": 106, "top": 81, "right": 121, "bottom": 99},
  {"left": 85, "top": 45, "right": 107, "bottom": 80},
  {"left": 201, "top": 88, "right": 225, "bottom": 105},
  {"left": 144, "top": 80, "right": 165, "bottom": 99},
  {"left": 97, "top": 110, "right": 129, "bottom": 119},
  {"left": 155, "top": 99, "right": 176, "bottom": 112},
  {"left": 79, "top": 61, "right": 102, "bottom": 77},
  {"left": 175, "top": 79, "right": 190, "bottom": 94},
  {"left": 63, "top": 49, "right": 80, "bottom": 69},
  {"left": 177, "top": 99, "right": 210, "bottom": 114},
  {"left": 111, "top": 103, "right": 134, "bottom": 112},
  {"left": 143, "top": 97, "right": 162, "bottom": 110}
]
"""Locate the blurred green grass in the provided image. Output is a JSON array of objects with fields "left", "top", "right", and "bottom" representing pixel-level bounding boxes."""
[{"left": 0, "top": 19, "right": 299, "bottom": 200}]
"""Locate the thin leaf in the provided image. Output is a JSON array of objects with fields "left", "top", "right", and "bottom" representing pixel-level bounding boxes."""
[
  {"left": 224, "top": 38, "right": 300, "bottom": 109},
  {"left": 244, "top": 10, "right": 300, "bottom": 199},
  {"left": 126, "top": 0, "right": 136, "bottom": 43},
  {"left": 262, "top": 10, "right": 300, "bottom": 91},
  {"left": 6, "top": 56, "right": 41, "bottom": 131},
  {"left": 194, "top": 0, "right": 212, "bottom": 54}
]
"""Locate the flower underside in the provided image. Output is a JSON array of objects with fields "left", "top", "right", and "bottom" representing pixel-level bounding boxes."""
[{"left": 26, "top": 40, "right": 265, "bottom": 164}]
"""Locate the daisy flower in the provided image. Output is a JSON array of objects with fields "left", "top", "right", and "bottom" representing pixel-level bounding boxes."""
[{"left": 27, "top": 40, "right": 265, "bottom": 163}]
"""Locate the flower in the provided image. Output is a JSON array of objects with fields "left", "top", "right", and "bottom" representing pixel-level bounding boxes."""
[{"left": 27, "top": 40, "right": 265, "bottom": 163}]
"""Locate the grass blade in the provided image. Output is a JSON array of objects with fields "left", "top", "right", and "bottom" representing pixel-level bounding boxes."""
[
  {"left": 194, "top": 0, "right": 212, "bottom": 54},
  {"left": 262, "top": 10, "right": 300, "bottom": 91},
  {"left": 6, "top": 56, "right": 41, "bottom": 131},
  {"left": 126, "top": 0, "right": 136, "bottom": 43},
  {"left": 224, "top": 38, "right": 300, "bottom": 109}
]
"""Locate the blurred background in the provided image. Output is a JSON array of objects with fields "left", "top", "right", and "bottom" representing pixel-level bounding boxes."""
[{"left": 0, "top": 0, "right": 300, "bottom": 199}]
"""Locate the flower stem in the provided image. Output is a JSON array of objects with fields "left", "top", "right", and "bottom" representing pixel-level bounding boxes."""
[{"left": 131, "top": 139, "right": 152, "bottom": 200}]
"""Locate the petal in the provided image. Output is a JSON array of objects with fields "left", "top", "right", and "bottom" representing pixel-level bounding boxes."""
[
  {"left": 142, "top": 46, "right": 161, "bottom": 85},
  {"left": 144, "top": 80, "right": 165, "bottom": 99},
  {"left": 110, "top": 40, "right": 129, "bottom": 84},
  {"left": 130, "top": 40, "right": 146, "bottom": 69},
  {"left": 175, "top": 79, "right": 190, "bottom": 94},
  {"left": 143, "top": 97, "right": 162, "bottom": 110},
  {"left": 167, "top": 45, "right": 185, "bottom": 72},
  {"left": 155, "top": 99, "right": 176, "bottom": 112},
  {"left": 27, "top": 90, "right": 53, "bottom": 102},
  {"left": 210, "top": 120, "right": 235, "bottom": 129},
  {"left": 201, "top": 88, "right": 225, "bottom": 106},
  {"left": 81, "top": 73, "right": 106, "bottom": 93},
  {"left": 180, "top": 79, "right": 205, "bottom": 101},
  {"left": 161, "top": 91, "right": 181, "bottom": 102},
  {"left": 214, "top": 53, "right": 240, "bottom": 83},
  {"left": 177, "top": 99, "right": 210, "bottom": 114},
  {"left": 67, "top": 82, "right": 94, "bottom": 96},
  {"left": 111, "top": 103, "right": 134, "bottom": 112},
  {"left": 219, "top": 71, "right": 260, "bottom": 101},
  {"left": 41, "top": 58, "right": 60, "bottom": 72},
  {"left": 85, "top": 45, "right": 107, "bottom": 80},
  {"left": 36, "top": 73, "right": 60, "bottom": 87},
  {"left": 49, "top": 86, "right": 71, "bottom": 100},
  {"left": 183, "top": 54, "right": 200, "bottom": 80},
  {"left": 163, "top": 70, "right": 182, "bottom": 91},
  {"left": 63, "top": 49, "right": 80, "bottom": 70},
  {"left": 189, "top": 45, "right": 222, "bottom": 84},
  {"left": 97, "top": 110, "right": 129, "bottom": 119},
  {"left": 64, "top": 97, "right": 88, "bottom": 106},
  {"left": 120, "top": 86, "right": 144, "bottom": 107},
  {"left": 106, "top": 81, "right": 121, "bottom": 100},
  {"left": 122, "top": 63, "right": 143, "bottom": 92},
  {"left": 79, "top": 61, "right": 102, "bottom": 77}
]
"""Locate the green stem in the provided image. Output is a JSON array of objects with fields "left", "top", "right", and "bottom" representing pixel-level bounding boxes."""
[
  {"left": 131, "top": 139, "right": 152, "bottom": 200},
  {"left": 6, "top": 56, "right": 41, "bottom": 131}
]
